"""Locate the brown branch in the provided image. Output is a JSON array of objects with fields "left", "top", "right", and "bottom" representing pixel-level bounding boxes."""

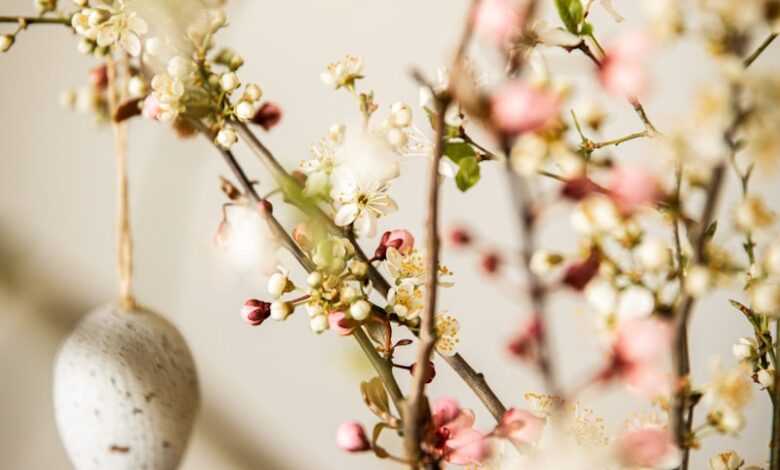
[
  {"left": 0, "top": 15, "right": 69, "bottom": 25},
  {"left": 772, "top": 318, "right": 780, "bottom": 470},
  {"left": 744, "top": 33, "right": 778, "bottom": 68},
  {"left": 403, "top": 81, "right": 451, "bottom": 465}
]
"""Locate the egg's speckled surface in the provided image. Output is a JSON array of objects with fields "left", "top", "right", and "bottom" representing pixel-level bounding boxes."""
[{"left": 53, "top": 304, "right": 199, "bottom": 470}]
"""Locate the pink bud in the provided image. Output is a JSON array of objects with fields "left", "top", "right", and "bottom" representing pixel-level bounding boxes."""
[
  {"left": 374, "top": 229, "right": 415, "bottom": 260},
  {"left": 480, "top": 251, "right": 502, "bottom": 275},
  {"left": 241, "top": 299, "right": 271, "bottom": 326},
  {"left": 600, "top": 32, "right": 652, "bottom": 98},
  {"left": 616, "top": 427, "right": 680, "bottom": 468},
  {"left": 410, "top": 360, "right": 436, "bottom": 384},
  {"left": 507, "top": 314, "right": 543, "bottom": 360},
  {"left": 473, "top": 0, "right": 524, "bottom": 44},
  {"left": 445, "top": 428, "right": 491, "bottom": 465},
  {"left": 561, "top": 176, "right": 604, "bottom": 201},
  {"left": 496, "top": 408, "right": 545, "bottom": 446},
  {"left": 608, "top": 166, "right": 661, "bottom": 214},
  {"left": 448, "top": 226, "right": 473, "bottom": 248},
  {"left": 142, "top": 95, "right": 161, "bottom": 120},
  {"left": 328, "top": 311, "right": 355, "bottom": 336},
  {"left": 252, "top": 102, "right": 283, "bottom": 131},
  {"left": 562, "top": 250, "right": 600, "bottom": 291},
  {"left": 491, "top": 81, "right": 559, "bottom": 135},
  {"left": 336, "top": 421, "right": 370, "bottom": 452}
]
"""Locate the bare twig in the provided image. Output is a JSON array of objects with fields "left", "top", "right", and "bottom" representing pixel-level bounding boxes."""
[
  {"left": 772, "top": 319, "right": 780, "bottom": 470},
  {"left": 744, "top": 33, "right": 778, "bottom": 68},
  {"left": 403, "top": 77, "right": 451, "bottom": 465},
  {"left": 0, "top": 15, "right": 69, "bottom": 25}
]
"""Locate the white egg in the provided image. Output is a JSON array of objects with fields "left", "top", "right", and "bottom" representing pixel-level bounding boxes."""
[{"left": 53, "top": 304, "right": 199, "bottom": 470}]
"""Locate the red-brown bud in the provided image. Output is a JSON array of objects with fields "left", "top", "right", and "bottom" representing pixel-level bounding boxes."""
[
  {"left": 410, "top": 361, "right": 436, "bottom": 384},
  {"left": 241, "top": 299, "right": 271, "bottom": 326},
  {"left": 480, "top": 251, "right": 502, "bottom": 275},
  {"left": 251, "top": 102, "right": 283, "bottom": 131}
]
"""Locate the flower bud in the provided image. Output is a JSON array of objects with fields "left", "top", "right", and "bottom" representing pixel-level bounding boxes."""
[
  {"left": 266, "top": 272, "right": 290, "bottom": 298},
  {"left": 270, "top": 301, "right": 292, "bottom": 321},
  {"left": 349, "top": 299, "right": 371, "bottom": 321},
  {"left": 757, "top": 368, "right": 775, "bottom": 388},
  {"left": 480, "top": 251, "right": 502, "bottom": 275},
  {"left": 684, "top": 265, "right": 711, "bottom": 297},
  {"left": 448, "top": 226, "right": 472, "bottom": 247},
  {"left": 390, "top": 102, "right": 412, "bottom": 127},
  {"left": 385, "top": 127, "right": 408, "bottom": 148},
  {"left": 530, "top": 250, "right": 563, "bottom": 276},
  {"left": 89, "top": 65, "right": 108, "bottom": 90},
  {"left": 0, "top": 34, "right": 14, "bottom": 53},
  {"left": 409, "top": 361, "right": 436, "bottom": 384},
  {"left": 88, "top": 8, "right": 110, "bottom": 26},
  {"left": 373, "top": 229, "right": 415, "bottom": 260},
  {"left": 306, "top": 302, "right": 324, "bottom": 318},
  {"left": 636, "top": 238, "right": 670, "bottom": 271},
  {"left": 336, "top": 421, "right": 370, "bottom": 452},
  {"left": 732, "top": 338, "right": 756, "bottom": 362},
  {"left": 348, "top": 260, "right": 368, "bottom": 278},
  {"left": 244, "top": 83, "right": 263, "bottom": 102},
  {"left": 328, "top": 311, "right": 355, "bottom": 336},
  {"left": 240, "top": 299, "right": 271, "bottom": 326},
  {"left": 307, "top": 271, "right": 323, "bottom": 287},
  {"left": 309, "top": 314, "right": 328, "bottom": 334},
  {"left": 77, "top": 37, "right": 95, "bottom": 55},
  {"left": 562, "top": 250, "right": 600, "bottom": 291},
  {"left": 340, "top": 285, "right": 360, "bottom": 303},
  {"left": 219, "top": 71, "right": 241, "bottom": 92},
  {"left": 235, "top": 100, "right": 256, "bottom": 121},
  {"left": 36, "top": 0, "right": 58, "bottom": 14},
  {"left": 491, "top": 81, "right": 560, "bottom": 135},
  {"left": 251, "top": 102, "right": 283, "bottom": 130},
  {"left": 127, "top": 76, "right": 147, "bottom": 97},
  {"left": 216, "top": 126, "right": 238, "bottom": 148},
  {"left": 561, "top": 176, "right": 602, "bottom": 201}
]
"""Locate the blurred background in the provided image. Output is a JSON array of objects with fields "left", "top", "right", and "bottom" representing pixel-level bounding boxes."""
[{"left": 1, "top": 0, "right": 779, "bottom": 469}]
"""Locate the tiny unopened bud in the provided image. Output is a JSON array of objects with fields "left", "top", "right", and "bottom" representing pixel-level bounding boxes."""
[
  {"left": 144, "top": 37, "right": 161, "bottom": 56},
  {"left": 481, "top": 251, "right": 502, "bottom": 275},
  {"left": 385, "top": 127, "right": 408, "bottom": 147},
  {"left": 77, "top": 37, "right": 95, "bottom": 55},
  {"left": 390, "top": 102, "right": 413, "bottom": 127},
  {"left": 349, "top": 299, "right": 371, "bottom": 321},
  {"left": 336, "top": 421, "right": 370, "bottom": 452},
  {"left": 243, "top": 83, "right": 263, "bottom": 102},
  {"left": 732, "top": 337, "right": 756, "bottom": 362},
  {"left": 636, "top": 238, "right": 670, "bottom": 271},
  {"left": 530, "top": 250, "right": 563, "bottom": 276},
  {"left": 309, "top": 314, "right": 328, "bottom": 334},
  {"left": 306, "top": 302, "right": 323, "bottom": 318},
  {"left": 0, "top": 34, "right": 14, "bottom": 53},
  {"left": 88, "top": 8, "right": 110, "bottom": 26},
  {"left": 270, "top": 301, "right": 292, "bottom": 321},
  {"left": 709, "top": 451, "right": 743, "bottom": 470},
  {"left": 216, "top": 126, "right": 238, "bottom": 148},
  {"left": 251, "top": 102, "right": 283, "bottom": 131},
  {"left": 36, "top": 0, "right": 58, "bottom": 14},
  {"left": 449, "top": 226, "right": 473, "bottom": 247},
  {"left": 757, "top": 368, "right": 775, "bottom": 388},
  {"left": 240, "top": 299, "right": 271, "bottom": 326},
  {"left": 307, "top": 271, "right": 323, "bottom": 287},
  {"left": 348, "top": 260, "right": 368, "bottom": 278},
  {"left": 220, "top": 71, "right": 241, "bottom": 91},
  {"left": 235, "top": 100, "right": 256, "bottom": 121},
  {"left": 266, "top": 272, "right": 289, "bottom": 298},
  {"left": 127, "top": 76, "right": 147, "bottom": 98},
  {"left": 410, "top": 361, "right": 436, "bottom": 384}
]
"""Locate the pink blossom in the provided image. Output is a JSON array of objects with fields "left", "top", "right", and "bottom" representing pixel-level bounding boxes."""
[
  {"left": 616, "top": 427, "right": 681, "bottom": 469},
  {"left": 336, "top": 421, "right": 370, "bottom": 452},
  {"left": 602, "top": 318, "right": 673, "bottom": 397},
  {"left": 473, "top": 0, "right": 524, "bottom": 44},
  {"left": 491, "top": 81, "right": 560, "bottom": 135},
  {"left": 240, "top": 299, "right": 271, "bottom": 326},
  {"left": 328, "top": 311, "right": 355, "bottom": 336},
  {"left": 142, "top": 95, "right": 161, "bottom": 120},
  {"left": 600, "top": 32, "right": 652, "bottom": 98},
  {"left": 607, "top": 166, "right": 661, "bottom": 214},
  {"left": 373, "top": 229, "right": 415, "bottom": 260},
  {"left": 496, "top": 408, "right": 546, "bottom": 446},
  {"left": 431, "top": 397, "right": 491, "bottom": 465}
]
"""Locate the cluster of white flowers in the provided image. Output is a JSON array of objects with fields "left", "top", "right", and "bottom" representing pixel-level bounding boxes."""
[{"left": 71, "top": 1, "right": 148, "bottom": 56}]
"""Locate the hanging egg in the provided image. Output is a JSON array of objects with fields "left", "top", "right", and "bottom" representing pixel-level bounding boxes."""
[{"left": 53, "top": 304, "right": 199, "bottom": 470}]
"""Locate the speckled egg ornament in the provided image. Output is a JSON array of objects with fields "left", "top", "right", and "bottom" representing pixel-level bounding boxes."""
[{"left": 53, "top": 303, "right": 199, "bottom": 470}]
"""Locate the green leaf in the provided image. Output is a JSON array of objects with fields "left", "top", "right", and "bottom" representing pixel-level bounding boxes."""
[
  {"left": 455, "top": 156, "right": 481, "bottom": 192},
  {"left": 444, "top": 141, "right": 476, "bottom": 163},
  {"left": 555, "top": 0, "right": 584, "bottom": 34}
]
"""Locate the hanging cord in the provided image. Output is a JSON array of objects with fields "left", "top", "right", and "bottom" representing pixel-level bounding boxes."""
[{"left": 106, "top": 56, "right": 135, "bottom": 311}]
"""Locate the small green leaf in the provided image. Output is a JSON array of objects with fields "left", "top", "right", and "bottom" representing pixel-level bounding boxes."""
[
  {"left": 455, "top": 156, "right": 481, "bottom": 192},
  {"left": 555, "top": 0, "right": 584, "bottom": 34},
  {"left": 580, "top": 21, "right": 593, "bottom": 36},
  {"left": 702, "top": 221, "right": 718, "bottom": 242},
  {"left": 444, "top": 141, "right": 476, "bottom": 163}
]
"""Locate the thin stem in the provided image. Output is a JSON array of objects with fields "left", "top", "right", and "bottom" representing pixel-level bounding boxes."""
[
  {"left": 403, "top": 86, "right": 450, "bottom": 465},
  {"left": 503, "top": 150, "right": 561, "bottom": 397},
  {"left": 744, "top": 33, "right": 778, "bottom": 68},
  {"left": 354, "top": 327, "right": 405, "bottom": 416},
  {"left": 771, "top": 318, "right": 780, "bottom": 470},
  {"left": 589, "top": 130, "right": 650, "bottom": 150},
  {"left": 0, "top": 15, "right": 69, "bottom": 25}
]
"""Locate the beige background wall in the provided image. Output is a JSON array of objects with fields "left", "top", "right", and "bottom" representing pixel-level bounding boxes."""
[{"left": 1, "top": 1, "right": 779, "bottom": 469}]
